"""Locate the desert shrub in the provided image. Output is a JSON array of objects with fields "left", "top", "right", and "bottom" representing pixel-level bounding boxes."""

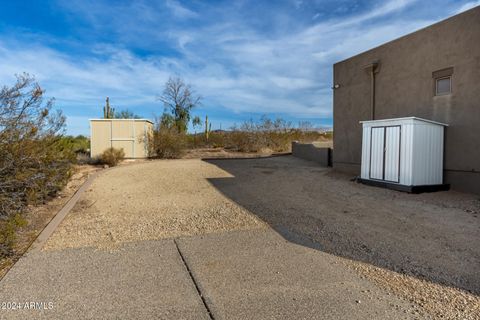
[
  {"left": 0, "top": 214, "right": 27, "bottom": 257},
  {"left": 100, "top": 147, "right": 125, "bottom": 166},
  {"left": 71, "top": 135, "right": 90, "bottom": 154},
  {"left": 0, "top": 74, "right": 75, "bottom": 256},
  {"left": 153, "top": 127, "right": 187, "bottom": 158},
  {"left": 226, "top": 117, "right": 289, "bottom": 152},
  {"left": 226, "top": 127, "right": 259, "bottom": 152},
  {"left": 225, "top": 116, "right": 329, "bottom": 152},
  {"left": 187, "top": 131, "right": 227, "bottom": 149},
  {"left": 208, "top": 131, "right": 227, "bottom": 148},
  {"left": 57, "top": 135, "right": 90, "bottom": 159},
  {"left": 151, "top": 113, "right": 187, "bottom": 158}
]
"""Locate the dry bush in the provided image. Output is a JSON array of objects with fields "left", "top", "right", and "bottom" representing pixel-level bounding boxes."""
[
  {"left": 0, "top": 74, "right": 75, "bottom": 256},
  {"left": 226, "top": 129, "right": 259, "bottom": 152},
  {"left": 153, "top": 128, "right": 187, "bottom": 158},
  {"left": 225, "top": 116, "right": 328, "bottom": 153},
  {"left": 100, "top": 147, "right": 125, "bottom": 166},
  {"left": 0, "top": 215, "right": 27, "bottom": 257},
  {"left": 187, "top": 131, "right": 227, "bottom": 149},
  {"left": 152, "top": 114, "right": 187, "bottom": 159},
  {"left": 208, "top": 131, "right": 227, "bottom": 148}
]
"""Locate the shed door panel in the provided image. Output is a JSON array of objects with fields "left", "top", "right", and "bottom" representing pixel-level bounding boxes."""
[
  {"left": 369, "top": 127, "right": 385, "bottom": 180},
  {"left": 384, "top": 126, "right": 400, "bottom": 182},
  {"left": 112, "top": 140, "right": 134, "bottom": 158}
]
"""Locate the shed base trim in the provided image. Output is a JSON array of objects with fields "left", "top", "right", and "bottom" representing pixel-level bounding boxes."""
[{"left": 357, "top": 179, "right": 450, "bottom": 193}]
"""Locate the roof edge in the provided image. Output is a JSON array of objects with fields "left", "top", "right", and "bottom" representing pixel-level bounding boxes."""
[
  {"left": 89, "top": 118, "right": 154, "bottom": 124},
  {"left": 334, "top": 6, "right": 479, "bottom": 66},
  {"left": 359, "top": 117, "right": 448, "bottom": 126}
]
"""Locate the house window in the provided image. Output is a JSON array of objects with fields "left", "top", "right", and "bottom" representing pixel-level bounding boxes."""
[
  {"left": 435, "top": 76, "right": 451, "bottom": 95},
  {"left": 432, "top": 67, "right": 453, "bottom": 96}
]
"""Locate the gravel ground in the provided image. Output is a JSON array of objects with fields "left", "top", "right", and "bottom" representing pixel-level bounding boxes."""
[
  {"left": 44, "top": 160, "right": 266, "bottom": 250},
  {"left": 44, "top": 156, "right": 480, "bottom": 319},
  {"left": 204, "top": 156, "right": 480, "bottom": 319}
]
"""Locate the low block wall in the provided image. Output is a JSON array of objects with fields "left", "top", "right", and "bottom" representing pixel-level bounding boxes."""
[{"left": 292, "top": 142, "right": 332, "bottom": 167}]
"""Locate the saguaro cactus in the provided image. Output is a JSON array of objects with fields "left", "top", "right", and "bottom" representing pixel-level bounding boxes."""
[
  {"left": 205, "top": 115, "right": 212, "bottom": 141},
  {"left": 103, "top": 97, "right": 115, "bottom": 119}
]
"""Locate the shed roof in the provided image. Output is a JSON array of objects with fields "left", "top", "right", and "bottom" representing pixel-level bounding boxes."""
[
  {"left": 360, "top": 117, "right": 448, "bottom": 126},
  {"left": 90, "top": 118, "right": 154, "bottom": 125}
]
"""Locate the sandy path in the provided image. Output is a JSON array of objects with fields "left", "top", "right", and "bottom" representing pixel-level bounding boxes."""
[{"left": 44, "top": 160, "right": 266, "bottom": 250}]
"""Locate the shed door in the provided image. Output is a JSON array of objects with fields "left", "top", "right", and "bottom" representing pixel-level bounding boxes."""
[
  {"left": 370, "top": 127, "right": 385, "bottom": 180},
  {"left": 369, "top": 126, "right": 401, "bottom": 182},
  {"left": 384, "top": 126, "right": 400, "bottom": 182}
]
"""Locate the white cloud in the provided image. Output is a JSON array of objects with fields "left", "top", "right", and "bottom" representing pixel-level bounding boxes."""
[
  {"left": 165, "top": 0, "right": 197, "bottom": 18},
  {"left": 0, "top": 0, "right": 456, "bottom": 134},
  {"left": 302, "top": 0, "right": 418, "bottom": 37},
  {"left": 454, "top": 1, "right": 480, "bottom": 14},
  {"left": 0, "top": 42, "right": 172, "bottom": 109}
]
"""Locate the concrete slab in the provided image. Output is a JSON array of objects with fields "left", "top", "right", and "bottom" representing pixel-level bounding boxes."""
[
  {"left": 0, "top": 240, "right": 210, "bottom": 320},
  {"left": 177, "top": 229, "right": 420, "bottom": 320}
]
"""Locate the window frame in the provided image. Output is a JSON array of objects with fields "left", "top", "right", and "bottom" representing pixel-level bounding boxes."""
[
  {"left": 432, "top": 67, "right": 453, "bottom": 97},
  {"left": 435, "top": 76, "right": 452, "bottom": 96}
]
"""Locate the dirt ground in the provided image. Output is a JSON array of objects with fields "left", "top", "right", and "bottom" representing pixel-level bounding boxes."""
[{"left": 44, "top": 156, "right": 479, "bottom": 319}]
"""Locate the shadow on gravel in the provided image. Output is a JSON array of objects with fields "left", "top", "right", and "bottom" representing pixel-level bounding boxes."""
[{"left": 203, "top": 156, "right": 480, "bottom": 296}]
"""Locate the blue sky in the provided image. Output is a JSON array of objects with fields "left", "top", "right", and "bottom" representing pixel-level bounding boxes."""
[{"left": 0, "top": 0, "right": 478, "bottom": 135}]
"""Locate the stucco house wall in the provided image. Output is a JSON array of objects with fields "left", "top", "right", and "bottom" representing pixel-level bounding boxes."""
[{"left": 332, "top": 7, "right": 480, "bottom": 194}]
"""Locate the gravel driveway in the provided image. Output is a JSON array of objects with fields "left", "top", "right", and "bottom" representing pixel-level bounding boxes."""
[
  {"left": 44, "top": 159, "right": 266, "bottom": 250},
  {"left": 3, "top": 156, "right": 478, "bottom": 319},
  {"left": 204, "top": 156, "right": 480, "bottom": 319}
]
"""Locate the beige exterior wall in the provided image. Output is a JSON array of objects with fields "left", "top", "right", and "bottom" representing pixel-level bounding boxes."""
[
  {"left": 134, "top": 121, "right": 153, "bottom": 158},
  {"left": 90, "top": 119, "right": 153, "bottom": 159},
  {"left": 90, "top": 121, "right": 111, "bottom": 158}
]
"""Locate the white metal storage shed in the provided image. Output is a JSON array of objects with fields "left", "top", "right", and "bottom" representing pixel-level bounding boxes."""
[
  {"left": 90, "top": 119, "right": 153, "bottom": 159},
  {"left": 359, "top": 117, "right": 448, "bottom": 193}
]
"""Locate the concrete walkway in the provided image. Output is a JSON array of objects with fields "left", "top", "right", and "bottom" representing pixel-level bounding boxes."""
[
  {"left": 0, "top": 240, "right": 210, "bottom": 319},
  {"left": 0, "top": 229, "right": 416, "bottom": 319}
]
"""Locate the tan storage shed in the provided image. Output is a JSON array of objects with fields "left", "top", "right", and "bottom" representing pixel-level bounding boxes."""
[{"left": 90, "top": 119, "right": 153, "bottom": 159}]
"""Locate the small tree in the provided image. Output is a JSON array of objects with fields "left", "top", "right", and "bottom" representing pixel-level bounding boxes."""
[
  {"left": 159, "top": 112, "right": 175, "bottom": 128},
  {"left": 192, "top": 116, "right": 201, "bottom": 146},
  {"left": 192, "top": 116, "right": 201, "bottom": 130},
  {"left": 157, "top": 77, "right": 201, "bottom": 133},
  {"left": 115, "top": 109, "right": 141, "bottom": 119}
]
